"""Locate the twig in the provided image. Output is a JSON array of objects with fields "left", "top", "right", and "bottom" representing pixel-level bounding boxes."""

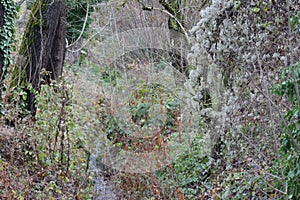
[{"left": 66, "top": 19, "right": 110, "bottom": 53}]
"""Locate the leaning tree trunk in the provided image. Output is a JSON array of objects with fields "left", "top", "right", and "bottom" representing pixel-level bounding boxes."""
[{"left": 14, "top": 0, "right": 66, "bottom": 115}]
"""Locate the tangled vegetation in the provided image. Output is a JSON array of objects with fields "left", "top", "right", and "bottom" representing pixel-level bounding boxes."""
[{"left": 0, "top": 0, "right": 300, "bottom": 199}]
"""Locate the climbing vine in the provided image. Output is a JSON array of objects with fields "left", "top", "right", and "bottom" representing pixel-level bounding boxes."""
[
  {"left": 0, "top": 0, "right": 16, "bottom": 78},
  {"left": 0, "top": 0, "right": 16, "bottom": 114}
]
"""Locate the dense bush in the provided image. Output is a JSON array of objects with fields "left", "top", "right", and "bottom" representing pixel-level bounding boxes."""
[{"left": 0, "top": 79, "right": 95, "bottom": 198}]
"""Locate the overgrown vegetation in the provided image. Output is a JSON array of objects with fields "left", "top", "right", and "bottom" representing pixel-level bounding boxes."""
[
  {"left": 271, "top": 61, "right": 300, "bottom": 199},
  {"left": 0, "top": 80, "right": 94, "bottom": 198},
  {"left": 1, "top": 0, "right": 300, "bottom": 199}
]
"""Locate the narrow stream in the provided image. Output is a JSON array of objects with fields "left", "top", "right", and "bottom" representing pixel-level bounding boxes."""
[
  {"left": 66, "top": 67, "right": 117, "bottom": 199},
  {"left": 90, "top": 153, "right": 116, "bottom": 200}
]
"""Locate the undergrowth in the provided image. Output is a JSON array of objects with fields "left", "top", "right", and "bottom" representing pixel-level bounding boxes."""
[{"left": 0, "top": 79, "right": 94, "bottom": 199}]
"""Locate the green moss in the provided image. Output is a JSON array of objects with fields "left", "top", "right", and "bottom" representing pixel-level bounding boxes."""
[
  {"left": 19, "top": 0, "right": 46, "bottom": 55},
  {"left": 11, "top": 0, "right": 47, "bottom": 89}
]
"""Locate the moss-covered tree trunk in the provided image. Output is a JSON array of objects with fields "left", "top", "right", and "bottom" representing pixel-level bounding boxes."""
[{"left": 16, "top": 0, "right": 66, "bottom": 115}]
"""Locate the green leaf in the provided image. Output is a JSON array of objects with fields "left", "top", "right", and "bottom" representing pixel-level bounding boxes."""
[
  {"left": 252, "top": 7, "right": 260, "bottom": 13},
  {"left": 38, "top": 153, "right": 47, "bottom": 160}
]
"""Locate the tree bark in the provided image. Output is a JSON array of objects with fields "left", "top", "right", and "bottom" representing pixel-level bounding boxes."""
[{"left": 17, "top": 0, "right": 66, "bottom": 115}]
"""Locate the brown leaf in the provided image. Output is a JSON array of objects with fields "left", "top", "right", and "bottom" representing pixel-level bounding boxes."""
[
  {"left": 177, "top": 187, "right": 186, "bottom": 200},
  {"left": 212, "top": 187, "right": 221, "bottom": 200}
]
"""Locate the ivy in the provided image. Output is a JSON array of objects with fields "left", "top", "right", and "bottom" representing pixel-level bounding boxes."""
[
  {"left": 0, "top": 0, "right": 16, "bottom": 73},
  {"left": 0, "top": 0, "right": 16, "bottom": 115},
  {"left": 271, "top": 61, "right": 300, "bottom": 199},
  {"left": 290, "top": 11, "right": 300, "bottom": 32}
]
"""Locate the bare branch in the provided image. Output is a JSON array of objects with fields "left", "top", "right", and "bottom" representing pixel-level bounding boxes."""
[
  {"left": 140, "top": 5, "right": 190, "bottom": 44},
  {"left": 66, "top": 2, "right": 90, "bottom": 49}
]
